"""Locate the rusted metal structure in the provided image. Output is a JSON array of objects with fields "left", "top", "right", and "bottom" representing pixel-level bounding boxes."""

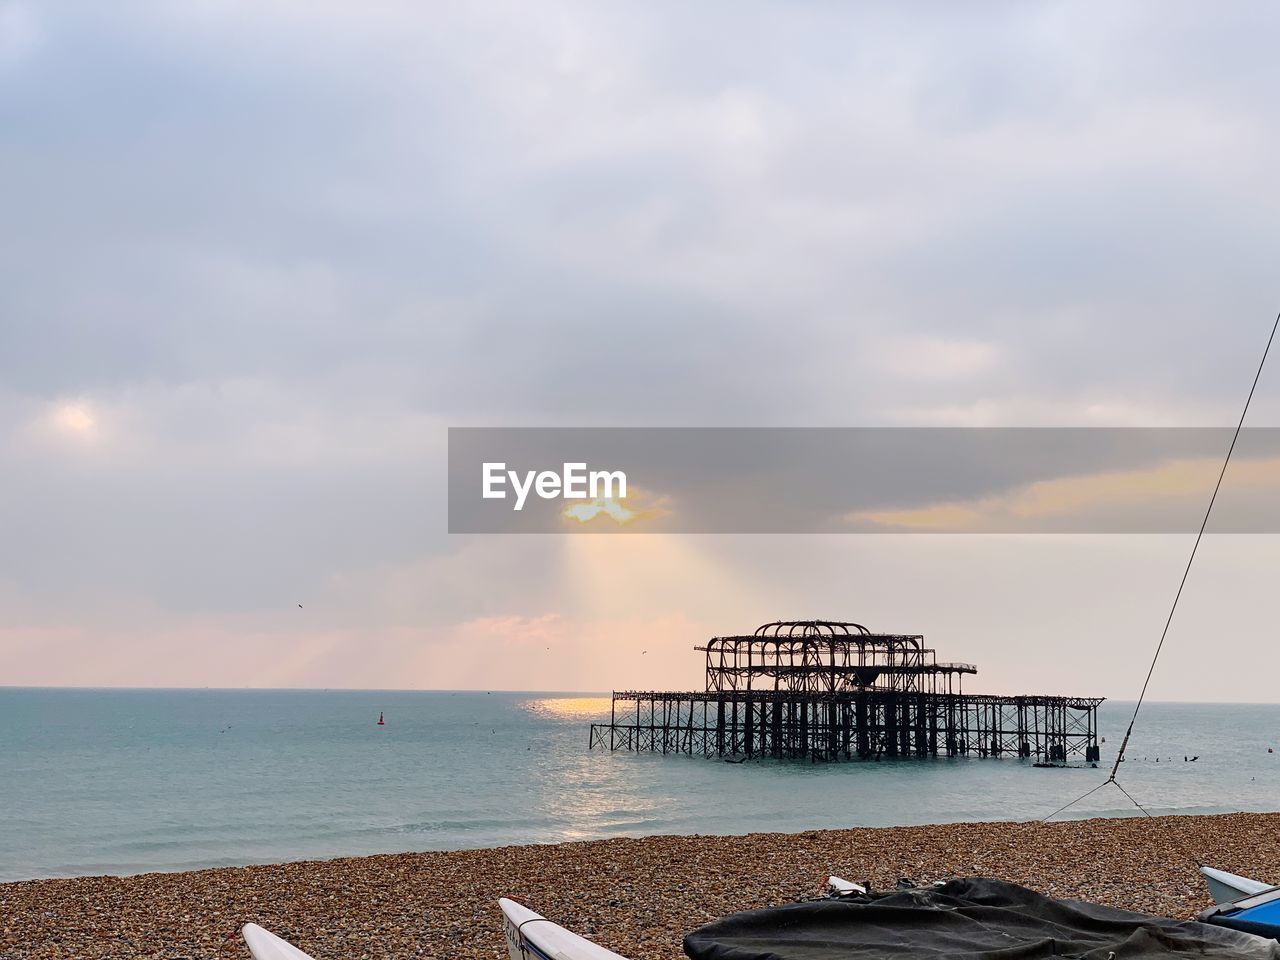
[{"left": 589, "top": 619, "right": 1102, "bottom": 764}]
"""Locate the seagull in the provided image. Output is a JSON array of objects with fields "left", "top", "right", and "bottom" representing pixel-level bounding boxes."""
[
  {"left": 642, "top": 650, "right": 648, "bottom": 655},
  {"left": 297, "top": 604, "right": 303, "bottom": 609}
]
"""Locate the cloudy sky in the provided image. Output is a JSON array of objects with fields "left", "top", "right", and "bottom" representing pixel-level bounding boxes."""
[{"left": 4, "top": 1, "right": 1280, "bottom": 700}]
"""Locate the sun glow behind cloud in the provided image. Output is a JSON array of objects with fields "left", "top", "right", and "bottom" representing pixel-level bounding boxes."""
[
  {"left": 559, "top": 487, "right": 669, "bottom": 528},
  {"left": 562, "top": 497, "right": 637, "bottom": 524},
  {"left": 563, "top": 499, "right": 637, "bottom": 522},
  {"left": 53, "top": 403, "right": 94, "bottom": 434}
]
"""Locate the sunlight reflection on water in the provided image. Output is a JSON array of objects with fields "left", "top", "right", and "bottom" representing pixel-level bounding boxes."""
[{"left": 523, "top": 696, "right": 613, "bottom": 719}]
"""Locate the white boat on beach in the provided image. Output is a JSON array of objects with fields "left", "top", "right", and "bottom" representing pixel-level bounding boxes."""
[
  {"left": 240, "top": 903, "right": 632, "bottom": 960},
  {"left": 499, "top": 897, "right": 630, "bottom": 960},
  {"left": 241, "top": 923, "right": 318, "bottom": 960},
  {"left": 1201, "top": 866, "right": 1275, "bottom": 905}
]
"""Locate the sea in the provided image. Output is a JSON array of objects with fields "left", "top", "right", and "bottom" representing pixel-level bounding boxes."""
[{"left": 1, "top": 689, "right": 1277, "bottom": 883}]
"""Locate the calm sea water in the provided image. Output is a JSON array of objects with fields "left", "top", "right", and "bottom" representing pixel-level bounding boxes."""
[{"left": 2, "top": 689, "right": 1278, "bottom": 883}]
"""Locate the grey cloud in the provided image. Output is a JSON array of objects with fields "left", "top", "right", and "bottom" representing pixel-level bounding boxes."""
[{"left": 6, "top": 1, "right": 1278, "bottom": 421}]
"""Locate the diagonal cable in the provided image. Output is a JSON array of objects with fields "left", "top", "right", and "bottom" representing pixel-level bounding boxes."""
[{"left": 1040, "top": 779, "right": 1112, "bottom": 824}]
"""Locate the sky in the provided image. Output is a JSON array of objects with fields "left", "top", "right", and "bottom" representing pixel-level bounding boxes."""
[{"left": 4, "top": 1, "right": 1280, "bottom": 699}]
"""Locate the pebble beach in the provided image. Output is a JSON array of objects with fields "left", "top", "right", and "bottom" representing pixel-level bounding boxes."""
[{"left": 3, "top": 812, "right": 1277, "bottom": 960}]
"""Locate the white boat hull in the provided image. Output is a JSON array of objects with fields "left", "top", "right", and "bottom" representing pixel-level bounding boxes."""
[
  {"left": 241, "top": 923, "right": 318, "bottom": 960},
  {"left": 499, "top": 897, "right": 631, "bottom": 960},
  {"left": 1200, "top": 866, "right": 1273, "bottom": 905},
  {"left": 240, "top": 905, "right": 630, "bottom": 960}
]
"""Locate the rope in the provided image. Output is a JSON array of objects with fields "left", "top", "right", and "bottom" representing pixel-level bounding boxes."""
[
  {"left": 514, "top": 916, "right": 558, "bottom": 960},
  {"left": 1043, "top": 308, "right": 1280, "bottom": 827},
  {"left": 1041, "top": 777, "right": 1203, "bottom": 867},
  {"left": 1040, "top": 780, "right": 1111, "bottom": 824}
]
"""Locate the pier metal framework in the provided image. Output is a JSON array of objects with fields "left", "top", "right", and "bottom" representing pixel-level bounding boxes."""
[{"left": 589, "top": 620, "right": 1103, "bottom": 764}]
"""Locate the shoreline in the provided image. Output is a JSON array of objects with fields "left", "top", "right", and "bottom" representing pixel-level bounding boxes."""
[{"left": 3, "top": 812, "right": 1278, "bottom": 959}]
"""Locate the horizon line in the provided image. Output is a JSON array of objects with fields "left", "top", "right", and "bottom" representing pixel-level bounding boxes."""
[{"left": 0, "top": 684, "right": 1275, "bottom": 706}]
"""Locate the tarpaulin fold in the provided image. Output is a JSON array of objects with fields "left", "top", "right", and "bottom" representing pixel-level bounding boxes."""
[{"left": 683, "top": 877, "right": 1280, "bottom": 959}]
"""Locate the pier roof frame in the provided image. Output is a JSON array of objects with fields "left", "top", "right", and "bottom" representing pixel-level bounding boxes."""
[
  {"left": 701, "top": 619, "right": 927, "bottom": 649},
  {"left": 755, "top": 619, "right": 873, "bottom": 637},
  {"left": 695, "top": 619, "right": 976, "bottom": 696}
]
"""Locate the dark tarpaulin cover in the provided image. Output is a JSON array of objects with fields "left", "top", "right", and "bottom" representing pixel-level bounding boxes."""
[{"left": 683, "top": 878, "right": 1280, "bottom": 960}]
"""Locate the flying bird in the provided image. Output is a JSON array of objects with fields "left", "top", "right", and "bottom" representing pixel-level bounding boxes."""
[{"left": 297, "top": 604, "right": 303, "bottom": 608}]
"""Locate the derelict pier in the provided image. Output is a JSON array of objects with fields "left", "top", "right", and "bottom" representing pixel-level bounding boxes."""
[{"left": 589, "top": 620, "right": 1103, "bottom": 764}]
